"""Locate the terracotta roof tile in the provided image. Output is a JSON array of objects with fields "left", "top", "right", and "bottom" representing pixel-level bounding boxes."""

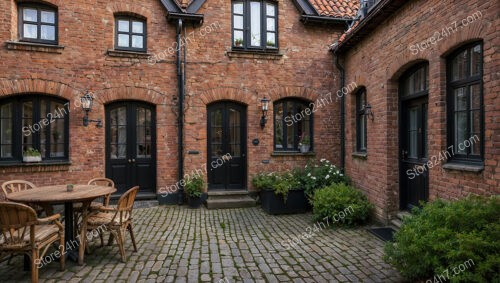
[{"left": 309, "top": 0, "right": 360, "bottom": 18}]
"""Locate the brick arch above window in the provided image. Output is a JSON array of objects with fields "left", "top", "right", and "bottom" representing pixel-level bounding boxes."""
[
  {"left": 0, "top": 79, "right": 79, "bottom": 102},
  {"left": 97, "top": 86, "right": 167, "bottom": 106},
  {"left": 438, "top": 20, "right": 484, "bottom": 57},
  {"left": 388, "top": 59, "right": 429, "bottom": 83},
  {"left": 15, "top": 0, "right": 61, "bottom": 8},
  {"left": 267, "top": 86, "right": 319, "bottom": 102},
  {"left": 198, "top": 87, "right": 254, "bottom": 106},
  {"left": 106, "top": 2, "right": 152, "bottom": 22}
]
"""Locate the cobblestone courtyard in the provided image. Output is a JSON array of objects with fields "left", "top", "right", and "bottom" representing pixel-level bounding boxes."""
[{"left": 0, "top": 206, "right": 402, "bottom": 282}]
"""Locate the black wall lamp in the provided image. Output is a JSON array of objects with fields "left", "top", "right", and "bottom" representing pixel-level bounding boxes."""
[
  {"left": 260, "top": 97, "right": 270, "bottom": 129},
  {"left": 81, "top": 92, "right": 102, "bottom": 127},
  {"left": 363, "top": 103, "right": 374, "bottom": 121}
]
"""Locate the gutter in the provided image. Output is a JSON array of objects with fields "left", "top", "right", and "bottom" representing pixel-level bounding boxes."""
[
  {"left": 167, "top": 12, "right": 204, "bottom": 25},
  {"left": 301, "top": 15, "right": 352, "bottom": 26},
  {"left": 334, "top": 49, "right": 346, "bottom": 171}
]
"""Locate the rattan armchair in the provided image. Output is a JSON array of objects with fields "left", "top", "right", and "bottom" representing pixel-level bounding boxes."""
[
  {"left": 82, "top": 186, "right": 139, "bottom": 263},
  {"left": 0, "top": 202, "right": 65, "bottom": 283},
  {"left": 1, "top": 180, "right": 53, "bottom": 216}
]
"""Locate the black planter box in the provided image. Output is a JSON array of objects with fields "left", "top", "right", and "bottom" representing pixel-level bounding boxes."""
[
  {"left": 188, "top": 196, "right": 203, "bottom": 208},
  {"left": 260, "top": 188, "right": 311, "bottom": 215}
]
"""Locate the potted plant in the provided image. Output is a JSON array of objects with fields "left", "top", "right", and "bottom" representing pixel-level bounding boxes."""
[
  {"left": 23, "top": 147, "right": 42, "bottom": 163},
  {"left": 299, "top": 135, "right": 310, "bottom": 153},
  {"left": 266, "top": 40, "right": 275, "bottom": 47},
  {"left": 185, "top": 175, "right": 204, "bottom": 208},
  {"left": 253, "top": 170, "right": 310, "bottom": 215},
  {"left": 234, "top": 38, "right": 244, "bottom": 47}
]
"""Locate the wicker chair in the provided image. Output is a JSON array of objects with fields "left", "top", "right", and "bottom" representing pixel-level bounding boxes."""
[
  {"left": 0, "top": 202, "right": 65, "bottom": 283},
  {"left": 74, "top": 178, "right": 115, "bottom": 248},
  {"left": 1, "top": 180, "right": 53, "bottom": 216},
  {"left": 82, "top": 186, "right": 139, "bottom": 263}
]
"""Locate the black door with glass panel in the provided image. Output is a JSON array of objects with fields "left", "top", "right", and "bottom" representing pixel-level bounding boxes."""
[
  {"left": 399, "top": 64, "right": 429, "bottom": 210},
  {"left": 105, "top": 102, "right": 156, "bottom": 195},
  {"left": 207, "top": 102, "right": 246, "bottom": 190}
]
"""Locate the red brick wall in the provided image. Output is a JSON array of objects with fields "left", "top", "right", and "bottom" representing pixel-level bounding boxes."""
[
  {"left": 341, "top": 0, "right": 499, "bottom": 222},
  {"left": 0, "top": 0, "right": 343, "bottom": 196}
]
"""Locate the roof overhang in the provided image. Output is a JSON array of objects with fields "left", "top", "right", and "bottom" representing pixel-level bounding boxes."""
[
  {"left": 301, "top": 15, "right": 352, "bottom": 25},
  {"left": 332, "top": 0, "right": 407, "bottom": 53},
  {"left": 166, "top": 12, "right": 204, "bottom": 25}
]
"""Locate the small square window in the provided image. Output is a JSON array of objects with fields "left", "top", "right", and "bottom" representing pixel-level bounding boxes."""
[
  {"left": 115, "top": 17, "right": 146, "bottom": 52},
  {"left": 19, "top": 5, "right": 57, "bottom": 44}
]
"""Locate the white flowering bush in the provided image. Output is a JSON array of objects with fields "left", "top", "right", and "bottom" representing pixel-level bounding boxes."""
[{"left": 300, "top": 159, "right": 349, "bottom": 199}]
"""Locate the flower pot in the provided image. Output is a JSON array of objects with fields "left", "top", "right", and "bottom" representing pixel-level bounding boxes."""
[
  {"left": 300, "top": 145, "right": 310, "bottom": 153},
  {"left": 188, "top": 196, "right": 203, "bottom": 208},
  {"left": 260, "top": 188, "right": 311, "bottom": 215},
  {"left": 23, "top": 155, "right": 42, "bottom": 163}
]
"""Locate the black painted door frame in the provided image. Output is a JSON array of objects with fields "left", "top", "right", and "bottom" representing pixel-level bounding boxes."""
[
  {"left": 399, "top": 95, "right": 429, "bottom": 210},
  {"left": 105, "top": 101, "right": 156, "bottom": 195},
  {"left": 207, "top": 101, "right": 247, "bottom": 190}
]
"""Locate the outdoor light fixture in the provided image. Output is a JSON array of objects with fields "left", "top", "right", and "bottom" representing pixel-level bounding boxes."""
[
  {"left": 260, "top": 97, "right": 270, "bottom": 129},
  {"left": 363, "top": 103, "right": 374, "bottom": 121},
  {"left": 81, "top": 92, "right": 102, "bottom": 127}
]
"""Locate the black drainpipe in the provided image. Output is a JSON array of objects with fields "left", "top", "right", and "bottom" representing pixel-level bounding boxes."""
[
  {"left": 177, "top": 18, "right": 184, "bottom": 205},
  {"left": 334, "top": 51, "right": 346, "bottom": 171}
]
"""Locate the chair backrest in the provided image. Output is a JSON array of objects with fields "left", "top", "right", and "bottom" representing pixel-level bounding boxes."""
[
  {"left": 1, "top": 180, "right": 36, "bottom": 201},
  {"left": 88, "top": 178, "right": 115, "bottom": 206},
  {"left": 0, "top": 202, "right": 37, "bottom": 246},
  {"left": 114, "top": 186, "right": 139, "bottom": 224},
  {"left": 88, "top": 178, "right": 115, "bottom": 188}
]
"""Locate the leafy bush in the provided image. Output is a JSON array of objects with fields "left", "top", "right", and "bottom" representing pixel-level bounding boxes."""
[
  {"left": 184, "top": 175, "right": 204, "bottom": 198},
  {"left": 384, "top": 196, "right": 500, "bottom": 282},
  {"left": 312, "top": 183, "right": 373, "bottom": 226},
  {"left": 252, "top": 171, "right": 300, "bottom": 201},
  {"left": 302, "top": 159, "right": 349, "bottom": 199},
  {"left": 251, "top": 172, "right": 279, "bottom": 190}
]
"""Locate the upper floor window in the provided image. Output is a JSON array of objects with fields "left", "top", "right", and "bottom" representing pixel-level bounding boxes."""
[
  {"left": 447, "top": 42, "right": 483, "bottom": 163},
  {"left": 356, "top": 89, "right": 367, "bottom": 152},
  {"left": 0, "top": 96, "right": 69, "bottom": 163},
  {"left": 232, "top": 1, "right": 278, "bottom": 50},
  {"left": 115, "top": 16, "right": 146, "bottom": 52},
  {"left": 274, "top": 99, "right": 312, "bottom": 152},
  {"left": 18, "top": 3, "right": 58, "bottom": 44}
]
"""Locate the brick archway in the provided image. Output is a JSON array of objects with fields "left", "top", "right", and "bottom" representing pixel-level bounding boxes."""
[
  {"left": 438, "top": 21, "right": 484, "bottom": 57},
  {"left": 106, "top": 2, "right": 154, "bottom": 21},
  {"left": 268, "top": 86, "right": 319, "bottom": 103},
  {"left": 0, "top": 78, "right": 80, "bottom": 101},
  {"left": 97, "top": 86, "right": 167, "bottom": 106}
]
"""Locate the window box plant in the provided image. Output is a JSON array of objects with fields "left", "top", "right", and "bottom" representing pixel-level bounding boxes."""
[
  {"left": 234, "top": 38, "right": 244, "bottom": 47},
  {"left": 253, "top": 171, "right": 310, "bottom": 215},
  {"left": 23, "top": 148, "right": 42, "bottom": 163},
  {"left": 266, "top": 41, "right": 276, "bottom": 48},
  {"left": 299, "top": 135, "right": 310, "bottom": 153},
  {"left": 185, "top": 175, "right": 204, "bottom": 208}
]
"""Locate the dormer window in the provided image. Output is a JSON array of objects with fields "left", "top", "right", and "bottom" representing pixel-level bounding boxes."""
[
  {"left": 18, "top": 4, "right": 58, "bottom": 44},
  {"left": 232, "top": 1, "right": 278, "bottom": 51}
]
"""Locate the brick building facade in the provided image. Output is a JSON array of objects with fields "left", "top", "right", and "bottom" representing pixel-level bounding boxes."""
[
  {"left": 333, "top": 0, "right": 499, "bottom": 221},
  {"left": 0, "top": 0, "right": 497, "bottom": 222}
]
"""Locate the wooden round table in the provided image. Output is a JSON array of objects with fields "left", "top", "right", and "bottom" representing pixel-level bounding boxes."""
[{"left": 7, "top": 185, "right": 116, "bottom": 265}]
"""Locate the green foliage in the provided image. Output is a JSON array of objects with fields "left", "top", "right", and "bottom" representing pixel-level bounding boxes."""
[
  {"left": 23, "top": 147, "right": 41, "bottom": 157},
  {"left": 251, "top": 172, "right": 279, "bottom": 190},
  {"left": 184, "top": 175, "right": 204, "bottom": 198},
  {"left": 311, "top": 183, "right": 373, "bottom": 226},
  {"left": 302, "top": 159, "right": 349, "bottom": 199},
  {"left": 251, "top": 171, "right": 301, "bottom": 201},
  {"left": 384, "top": 196, "right": 500, "bottom": 282}
]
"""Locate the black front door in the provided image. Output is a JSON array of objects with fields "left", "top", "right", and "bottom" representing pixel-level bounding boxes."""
[
  {"left": 105, "top": 102, "right": 156, "bottom": 195},
  {"left": 207, "top": 102, "right": 246, "bottom": 190},
  {"left": 400, "top": 97, "right": 429, "bottom": 209}
]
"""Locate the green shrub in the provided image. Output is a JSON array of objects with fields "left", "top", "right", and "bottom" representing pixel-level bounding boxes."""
[
  {"left": 252, "top": 171, "right": 300, "bottom": 201},
  {"left": 312, "top": 183, "right": 373, "bottom": 226},
  {"left": 251, "top": 172, "right": 279, "bottom": 190},
  {"left": 302, "top": 159, "right": 349, "bottom": 199},
  {"left": 184, "top": 175, "right": 204, "bottom": 198},
  {"left": 384, "top": 196, "right": 500, "bottom": 282}
]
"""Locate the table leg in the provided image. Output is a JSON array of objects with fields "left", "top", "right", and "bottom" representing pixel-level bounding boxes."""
[{"left": 64, "top": 202, "right": 79, "bottom": 263}]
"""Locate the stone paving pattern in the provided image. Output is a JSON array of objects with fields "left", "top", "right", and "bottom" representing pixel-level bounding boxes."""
[{"left": 0, "top": 206, "right": 403, "bottom": 282}]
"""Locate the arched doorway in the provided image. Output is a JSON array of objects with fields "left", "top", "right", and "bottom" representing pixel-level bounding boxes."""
[
  {"left": 207, "top": 101, "right": 247, "bottom": 190},
  {"left": 105, "top": 101, "right": 156, "bottom": 195}
]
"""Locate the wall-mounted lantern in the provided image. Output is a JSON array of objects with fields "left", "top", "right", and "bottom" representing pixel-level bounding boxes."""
[
  {"left": 363, "top": 103, "right": 374, "bottom": 121},
  {"left": 81, "top": 92, "right": 102, "bottom": 127},
  {"left": 260, "top": 97, "right": 270, "bottom": 129}
]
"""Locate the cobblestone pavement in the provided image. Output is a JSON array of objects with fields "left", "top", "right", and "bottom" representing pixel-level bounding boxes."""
[{"left": 0, "top": 206, "right": 403, "bottom": 282}]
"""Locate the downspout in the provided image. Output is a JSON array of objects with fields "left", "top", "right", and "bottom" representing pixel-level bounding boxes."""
[
  {"left": 177, "top": 18, "right": 185, "bottom": 205},
  {"left": 334, "top": 50, "right": 346, "bottom": 171}
]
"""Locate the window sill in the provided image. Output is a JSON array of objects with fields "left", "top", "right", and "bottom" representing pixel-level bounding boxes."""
[
  {"left": 5, "top": 41, "right": 64, "bottom": 54},
  {"left": 352, "top": 152, "right": 367, "bottom": 159},
  {"left": 442, "top": 162, "right": 484, "bottom": 173},
  {"left": 226, "top": 49, "right": 283, "bottom": 60},
  {"left": 271, "top": 151, "right": 315, "bottom": 157},
  {"left": 106, "top": 49, "right": 151, "bottom": 59},
  {"left": 0, "top": 161, "right": 71, "bottom": 173}
]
